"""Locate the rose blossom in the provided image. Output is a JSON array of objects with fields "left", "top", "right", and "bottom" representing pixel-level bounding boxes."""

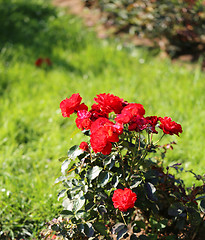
[
  {"left": 94, "top": 93, "right": 125, "bottom": 114},
  {"left": 35, "top": 58, "right": 44, "bottom": 67},
  {"left": 159, "top": 117, "right": 183, "bottom": 136},
  {"left": 145, "top": 116, "right": 159, "bottom": 134},
  {"left": 60, "top": 93, "right": 88, "bottom": 118},
  {"left": 89, "top": 103, "right": 108, "bottom": 121},
  {"left": 75, "top": 110, "right": 92, "bottom": 130},
  {"left": 112, "top": 188, "right": 137, "bottom": 212},
  {"left": 79, "top": 142, "right": 89, "bottom": 152},
  {"left": 90, "top": 117, "right": 120, "bottom": 155}
]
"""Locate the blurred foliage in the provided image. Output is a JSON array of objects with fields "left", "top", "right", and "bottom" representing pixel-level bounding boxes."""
[
  {"left": 0, "top": 0, "right": 88, "bottom": 58},
  {"left": 83, "top": 0, "right": 205, "bottom": 58}
]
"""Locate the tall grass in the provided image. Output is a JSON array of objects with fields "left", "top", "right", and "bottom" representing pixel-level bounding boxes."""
[{"left": 0, "top": 0, "right": 205, "bottom": 238}]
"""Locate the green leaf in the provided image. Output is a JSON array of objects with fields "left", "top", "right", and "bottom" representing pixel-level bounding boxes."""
[
  {"left": 84, "top": 223, "right": 94, "bottom": 238},
  {"left": 93, "top": 222, "right": 107, "bottom": 236},
  {"left": 112, "top": 175, "right": 119, "bottom": 188},
  {"left": 200, "top": 199, "right": 205, "bottom": 213},
  {"left": 62, "top": 198, "right": 73, "bottom": 211},
  {"left": 98, "top": 205, "right": 107, "bottom": 215},
  {"left": 168, "top": 203, "right": 186, "bottom": 217},
  {"left": 57, "top": 189, "right": 67, "bottom": 201},
  {"left": 87, "top": 166, "right": 102, "bottom": 181},
  {"left": 54, "top": 175, "right": 66, "bottom": 184},
  {"left": 144, "top": 182, "right": 157, "bottom": 201},
  {"left": 112, "top": 223, "right": 127, "bottom": 234},
  {"left": 67, "top": 145, "right": 79, "bottom": 157},
  {"left": 73, "top": 193, "right": 85, "bottom": 212},
  {"left": 187, "top": 207, "right": 201, "bottom": 225},
  {"left": 134, "top": 221, "right": 146, "bottom": 230},
  {"left": 98, "top": 171, "right": 111, "bottom": 186},
  {"left": 61, "top": 159, "right": 72, "bottom": 175},
  {"left": 130, "top": 235, "right": 138, "bottom": 240},
  {"left": 51, "top": 224, "right": 59, "bottom": 231},
  {"left": 60, "top": 210, "right": 74, "bottom": 218},
  {"left": 130, "top": 179, "right": 142, "bottom": 189},
  {"left": 195, "top": 195, "right": 205, "bottom": 201},
  {"left": 58, "top": 156, "right": 68, "bottom": 162},
  {"left": 67, "top": 145, "right": 83, "bottom": 160},
  {"left": 85, "top": 201, "right": 95, "bottom": 211}
]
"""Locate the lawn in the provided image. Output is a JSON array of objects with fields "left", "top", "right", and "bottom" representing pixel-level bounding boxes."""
[{"left": 0, "top": 0, "right": 205, "bottom": 239}]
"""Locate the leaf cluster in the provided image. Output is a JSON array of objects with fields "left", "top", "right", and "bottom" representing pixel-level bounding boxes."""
[
  {"left": 43, "top": 129, "right": 205, "bottom": 239},
  {"left": 83, "top": 0, "right": 205, "bottom": 58}
]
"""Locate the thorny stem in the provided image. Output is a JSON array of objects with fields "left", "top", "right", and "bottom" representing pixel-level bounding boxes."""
[
  {"left": 154, "top": 133, "right": 165, "bottom": 145},
  {"left": 120, "top": 211, "right": 127, "bottom": 225},
  {"left": 138, "top": 132, "right": 141, "bottom": 151},
  {"left": 119, "top": 149, "right": 127, "bottom": 187}
]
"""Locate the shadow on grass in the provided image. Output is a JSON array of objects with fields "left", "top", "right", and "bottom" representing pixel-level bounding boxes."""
[{"left": 0, "top": 0, "right": 87, "bottom": 69}]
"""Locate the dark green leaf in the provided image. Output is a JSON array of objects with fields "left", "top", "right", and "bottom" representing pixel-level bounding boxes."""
[
  {"left": 200, "top": 199, "right": 205, "bottom": 213},
  {"left": 144, "top": 182, "right": 157, "bottom": 201},
  {"left": 187, "top": 207, "right": 201, "bottom": 225},
  {"left": 98, "top": 171, "right": 111, "bottom": 187},
  {"left": 84, "top": 223, "right": 94, "bottom": 238},
  {"left": 60, "top": 210, "right": 74, "bottom": 218},
  {"left": 76, "top": 210, "right": 86, "bottom": 219},
  {"left": 112, "top": 223, "right": 127, "bottom": 235},
  {"left": 134, "top": 221, "right": 146, "bottom": 229},
  {"left": 175, "top": 219, "right": 185, "bottom": 230},
  {"left": 98, "top": 205, "right": 107, "bottom": 215},
  {"left": 85, "top": 201, "right": 95, "bottom": 211},
  {"left": 168, "top": 203, "right": 186, "bottom": 217},
  {"left": 195, "top": 195, "right": 205, "bottom": 201},
  {"left": 87, "top": 166, "right": 102, "bottom": 180},
  {"left": 112, "top": 175, "right": 119, "bottom": 188},
  {"left": 130, "top": 234, "right": 139, "bottom": 240},
  {"left": 93, "top": 222, "right": 107, "bottom": 236},
  {"left": 51, "top": 224, "right": 59, "bottom": 231},
  {"left": 139, "top": 235, "right": 149, "bottom": 240},
  {"left": 130, "top": 180, "right": 142, "bottom": 189}
]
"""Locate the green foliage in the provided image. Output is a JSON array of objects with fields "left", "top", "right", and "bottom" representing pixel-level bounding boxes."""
[
  {"left": 43, "top": 125, "right": 205, "bottom": 239},
  {"left": 83, "top": 0, "right": 205, "bottom": 58}
]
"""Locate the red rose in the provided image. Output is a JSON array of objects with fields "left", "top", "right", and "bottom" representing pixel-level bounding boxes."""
[
  {"left": 94, "top": 93, "right": 125, "bottom": 114},
  {"left": 128, "top": 116, "right": 147, "bottom": 132},
  {"left": 45, "top": 58, "right": 52, "bottom": 66},
  {"left": 60, "top": 93, "right": 88, "bottom": 118},
  {"left": 75, "top": 110, "right": 92, "bottom": 130},
  {"left": 159, "top": 117, "right": 183, "bottom": 136},
  {"left": 112, "top": 188, "right": 137, "bottom": 212},
  {"left": 79, "top": 142, "right": 89, "bottom": 152},
  {"left": 90, "top": 117, "right": 111, "bottom": 134},
  {"left": 90, "top": 103, "right": 108, "bottom": 121},
  {"left": 35, "top": 58, "right": 43, "bottom": 67},
  {"left": 90, "top": 118, "right": 120, "bottom": 155},
  {"left": 121, "top": 103, "right": 145, "bottom": 116},
  {"left": 145, "top": 116, "right": 159, "bottom": 134}
]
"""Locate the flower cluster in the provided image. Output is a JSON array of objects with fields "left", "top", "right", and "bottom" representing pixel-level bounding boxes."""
[
  {"left": 35, "top": 57, "right": 52, "bottom": 67},
  {"left": 60, "top": 93, "right": 182, "bottom": 156},
  {"left": 53, "top": 93, "right": 205, "bottom": 240}
]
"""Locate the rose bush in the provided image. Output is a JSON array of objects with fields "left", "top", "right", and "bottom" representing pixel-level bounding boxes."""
[{"left": 42, "top": 93, "right": 205, "bottom": 240}]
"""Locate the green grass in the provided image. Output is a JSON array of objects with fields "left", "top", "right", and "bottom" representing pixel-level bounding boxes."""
[{"left": 0, "top": 0, "right": 205, "bottom": 238}]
